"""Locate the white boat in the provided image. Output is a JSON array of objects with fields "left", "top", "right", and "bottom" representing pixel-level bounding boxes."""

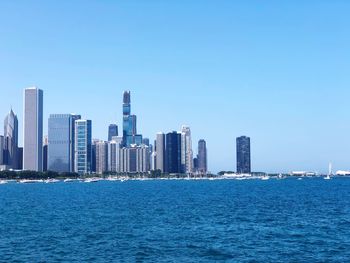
[
  {"left": 19, "top": 179, "right": 44, "bottom": 184},
  {"left": 324, "top": 162, "right": 332, "bottom": 180},
  {"left": 45, "top": 179, "right": 60, "bottom": 183},
  {"left": 261, "top": 175, "right": 270, "bottom": 180},
  {"left": 0, "top": 180, "right": 8, "bottom": 184},
  {"left": 64, "top": 178, "right": 76, "bottom": 183},
  {"left": 84, "top": 178, "right": 102, "bottom": 183}
]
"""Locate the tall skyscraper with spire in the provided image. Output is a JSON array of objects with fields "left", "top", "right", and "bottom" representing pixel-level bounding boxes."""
[
  {"left": 3, "top": 109, "right": 18, "bottom": 169},
  {"left": 23, "top": 87, "right": 43, "bottom": 172},
  {"left": 122, "top": 91, "right": 142, "bottom": 146}
]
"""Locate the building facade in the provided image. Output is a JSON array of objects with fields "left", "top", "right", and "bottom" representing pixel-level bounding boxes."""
[
  {"left": 108, "top": 137, "right": 123, "bottom": 172},
  {"left": 122, "top": 91, "right": 142, "bottom": 146},
  {"left": 181, "top": 126, "right": 193, "bottom": 174},
  {"left": 197, "top": 139, "right": 207, "bottom": 174},
  {"left": 74, "top": 120, "right": 92, "bottom": 174},
  {"left": 23, "top": 87, "right": 43, "bottom": 171},
  {"left": 48, "top": 114, "right": 81, "bottom": 173},
  {"left": 3, "top": 109, "right": 18, "bottom": 169},
  {"left": 165, "top": 132, "right": 181, "bottom": 174},
  {"left": 155, "top": 132, "right": 165, "bottom": 172},
  {"left": 108, "top": 124, "right": 118, "bottom": 141},
  {"left": 0, "top": 135, "right": 4, "bottom": 165},
  {"left": 236, "top": 136, "right": 251, "bottom": 174},
  {"left": 95, "top": 141, "right": 108, "bottom": 174}
]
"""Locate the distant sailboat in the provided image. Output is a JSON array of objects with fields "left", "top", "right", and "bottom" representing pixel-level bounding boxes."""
[{"left": 324, "top": 162, "right": 332, "bottom": 180}]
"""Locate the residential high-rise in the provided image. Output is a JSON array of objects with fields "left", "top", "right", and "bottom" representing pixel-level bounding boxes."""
[
  {"left": 23, "top": 87, "right": 43, "bottom": 172},
  {"left": 108, "top": 137, "right": 123, "bottom": 172},
  {"left": 108, "top": 124, "right": 118, "bottom": 141},
  {"left": 91, "top": 139, "right": 99, "bottom": 173},
  {"left": 96, "top": 141, "right": 108, "bottom": 174},
  {"left": 74, "top": 120, "right": 92, "bottom": 174},
  {"left": 156, "top": 132, "right": 165, "bottom": 172},
  {"left": 3, "top": 109, "right": 18, "bottom": 169},
  {"left": 236, "top": 136, "right": 251, "bottom": 174},
  {"left": 165, "top": 131, "right": 181, "bottom": 174},
  {"left": 120, "top": 144, "right": 150, "bottom": 173},
  {"left": 48, "top": 114, "right": 81, "bottom": 173},
  {"left": 197, "top": 139, "right": 207, "bottom": 174},
  {"left": 181, "top": 126, "right": 193, "bottom": 174}
]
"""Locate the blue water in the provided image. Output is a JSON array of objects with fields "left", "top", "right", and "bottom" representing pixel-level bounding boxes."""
[{"left": 0, "top": 178, "right": 350, "bottom": 262}]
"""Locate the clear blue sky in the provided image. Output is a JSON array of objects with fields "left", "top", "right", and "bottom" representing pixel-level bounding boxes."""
[{"left": 0, "top": 0, "right": 349, "bottom": 173}]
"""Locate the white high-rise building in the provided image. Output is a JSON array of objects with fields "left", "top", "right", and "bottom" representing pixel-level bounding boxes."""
[
  {"left": 108, "top": 137, "right": 123, "bottom": 172},
  {"left": 96, "top": 141, "right": 108, "bottom": 174},
  {"left": 181, "top": 125, "right": 193, "bottom": 174},
  {"left": 155, "top": 132, "right": 165, "bottom": 172},
  {"left": 23, "top": 87, "right": 43, "bottom": 172},
  {"left": 119, "top": 144, "right": 150, "bottom": 173}
]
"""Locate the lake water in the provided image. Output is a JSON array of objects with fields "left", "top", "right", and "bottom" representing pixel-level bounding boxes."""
[{"left": 0, "top": 178, "right": 349, "bottom": 262}]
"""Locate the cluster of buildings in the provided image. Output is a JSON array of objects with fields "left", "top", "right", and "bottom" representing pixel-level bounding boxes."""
[{"left": 0, "top": 88, "right": 209, "bottom": 176}]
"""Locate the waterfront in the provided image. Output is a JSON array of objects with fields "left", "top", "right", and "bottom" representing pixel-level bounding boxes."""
[{"left": 0, "top": 178, "right": 349, "bottom": 262}]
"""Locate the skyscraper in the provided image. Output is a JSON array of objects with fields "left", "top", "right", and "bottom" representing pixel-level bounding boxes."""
[
  {"left": 48, "top": 114, "right": 81, "bottom": 173},
  {"left": 43, "top": 136, "right": 48, "bottom": 172},
  {"left": 71, "top": 114, "right": 81, "bottom": 172},
  {"left": 119, "top": 144, "right": 150, "bottom": 173},
  {"left": 74, "top": 119, "right": 92, "bottom": 174},
  {"left": 181, "top": 126, "right": 193, "bottom": 174},
  {"left": 95, "top": 141, "right": 108, "bottom": 174},
  {"left": 197, "top": 139, "right": 207, "bottom": 174},
  {"left": 165, "top": 131, "right": 181, "bottom": 174},
  {"left": 122, "top": 91, "right": 142, "bottom": 146},
  {"left": 3, "top": 109, "right": 18, "bottom": 169},
  {"left": 108, "top": 137, "right": 123, "bottom": 172},
  {"left": 236, "top": 136, "right": 251, "bottom": 174},
  {"left": 0, "top": 135, "right": 4, "bottom": 165},
  {"left": 108, "top": 124, "right": 118, "bottom": 141},
  {"left": 23, "top": 87, "right": 43, "bottom": 172},
  {"left": 156, "top": 132, "right": 165, "bottom": 172}
]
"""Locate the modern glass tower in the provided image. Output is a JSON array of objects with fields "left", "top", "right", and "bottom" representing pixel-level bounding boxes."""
[
  {"left": 156, "top": 132, "right": 165, "bottom": 172},
  {"left": 236, "top": 136, "right": 251, "bottom": 174},
  {"left": 108, "top": 124, "right": 118, "bottom": 141},
  {"left": 3, "top": 109, "right": 18, "bottom": 169},
  {"left": 48, "top": 114, "right": 81, "bottom": 173},
  {"left": 165, "top": 131, "right": 181, "bottom": 174},
  {"left": 23, "top": 87, "right": 43, "bottom": 172},
  {"left": 122, "top": 91, "right": 142, "bottom": 146},
  {"left": 74, "top": 119, "right": 92, "bottom": 174},
  {"left": 197, "top": 139, "right": 207, "bottom": 174}
]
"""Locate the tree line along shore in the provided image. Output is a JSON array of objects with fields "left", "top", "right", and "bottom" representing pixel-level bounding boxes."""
[{"left": 0, "top": 170, "right": 217, "bottom": 180}]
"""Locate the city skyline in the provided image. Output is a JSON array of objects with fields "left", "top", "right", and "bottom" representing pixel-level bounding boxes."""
[{"left": 1, "top": 1, "right": 349, "bottom": 173}]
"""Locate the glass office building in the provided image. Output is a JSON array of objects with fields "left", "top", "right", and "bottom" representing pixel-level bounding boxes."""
[
  {"left": 75, "top": 120, "right": 92, "bottom": 174},
  {"left": 165, "top": 131, "right": 182, "bottom": 174},
  {"left": 236, "top": 136, "right": 251, "bottom": 174},
  {"left": 48, "top": 114, "right": 81, "bottom": 173}
]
